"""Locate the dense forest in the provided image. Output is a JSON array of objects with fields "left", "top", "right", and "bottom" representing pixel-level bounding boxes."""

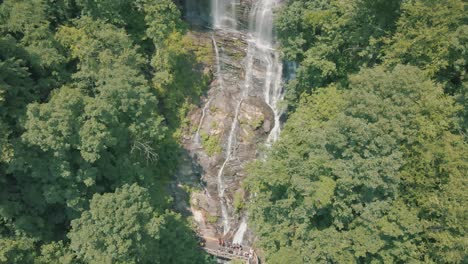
[
  {"left": 246, "top": 0, "right": 467, "bottom": 263},
  {"left": 0, "top": 0, "right": 467, "bottom": 263},
  {"left": 0, "top": 0, "right": 213, "bottom": 263}
]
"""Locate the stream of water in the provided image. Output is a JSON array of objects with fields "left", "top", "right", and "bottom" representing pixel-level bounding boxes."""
[
  {"left": 212, "top": 0, "right": 238, "bottom": 30},
  {"left": 233, "top": 0, "right": 283, "bottom": 244},
  {"left": 194, "top": 35, "right": 223, "bottom": 145},
  {"left": 250, "top": 0, "right": 284, "bottom": 145},
  {"left": 208, "top": 0, "right": 283, "bottom": 244}
]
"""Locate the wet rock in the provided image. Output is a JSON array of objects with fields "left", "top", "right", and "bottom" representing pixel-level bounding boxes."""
[
  {"left": 174, "top": 1, "right": 285, "bottom": 247},
  {"left": 240, "top": 97, "right": 274, "bottom": 132}
]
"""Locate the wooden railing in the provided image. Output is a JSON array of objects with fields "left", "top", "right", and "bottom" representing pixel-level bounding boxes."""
[{"left": 203, "top": 247, "right": 259, "bottom": 263}]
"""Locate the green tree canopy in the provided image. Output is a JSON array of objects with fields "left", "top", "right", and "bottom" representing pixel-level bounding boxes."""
[
  {"left": 0, "top": 1, "right": 212, "bottom": 262},
  {"left": 69, "top": 184, "right": 207, "bottom": 264},
  {"left": 0, "top": 236, "right": 36, "bottom": 264},
  {"left": 14, "top": 17, "right": 168, "bottom": 218},
  {"left": 277, "top": 0, "right": 402, "bottom": 104},
  {"left": 279, "top": 0, "right": 466, "bottom": 106},
  {"left": 247, "top": 65, "right": 467, "bottom": 263},
  {"left": 382, "top": 0, "right": 466, "bottom": 86},
  {"left": 0, "top": 0, "right": 67, "bottom": 92}
]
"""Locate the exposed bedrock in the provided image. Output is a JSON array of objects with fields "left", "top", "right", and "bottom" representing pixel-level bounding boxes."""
[{"left": 174, "top": 0, "right": 285, "bottom": 248}]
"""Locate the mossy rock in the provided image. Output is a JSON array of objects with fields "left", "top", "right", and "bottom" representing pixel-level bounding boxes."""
[
  {"left": 200, "top": 131, "right": 222, "bottom": 156},
  {"left": 206, "top": 214, "right": 218, "bottom": 224}
]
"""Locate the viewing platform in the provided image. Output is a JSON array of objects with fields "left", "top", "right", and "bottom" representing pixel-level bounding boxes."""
[{"left": 200, "top": 236, "right": 259, "bottom": 263}]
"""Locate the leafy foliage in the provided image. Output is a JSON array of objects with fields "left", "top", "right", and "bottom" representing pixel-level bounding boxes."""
[
  {"left": 1, "top": 0, "right": 466, "bottom": 263},
  {"left": 279, "top": 0, "right": 466, "bottom": 105},
  {"left": 69, "top": 184, "right": 205, "bottom": 264},
  {"left": 16, "top": 18, "right": 168, "bottom": 220},
  {"left": 261, "top": 3, "right": 468, "bottom": 261},
  {"left": 200, "top": 131, "right": 222, "bottom": 156},
  {"left": 277, "top": 0, "right": 402, "bottom": 103},
  {"left": 0, "top": 237, "right": 36, "bottom": 264},
  {"left": 0, "top": 0, "right": 210, "bottom": 262},
  {"left": 247, "top": 66, "right": 467, "bottom": 263},
  {"left": 382, "top": 0, "right": 466, "bottom": 82}
]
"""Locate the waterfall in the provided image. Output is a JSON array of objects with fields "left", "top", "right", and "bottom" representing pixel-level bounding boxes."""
[
  {"left": 249, "top": 0, "right": 284, "bottom": 145},
  {"left": 194, "top": 36, "right": 222, "bottom": 145},
  {"left": 208, "top": 0, "right": 284, "bottom": 243},
  {"left": 194, "top": 97, "right": 212, "bottom": 145},
  {"left": 231, "top": 0, "right": 283, "bottom": 243},
  {"left": 212, "top": 0, "right": 238, "bottom": 29},
  {"left": 211, "top": 0, "right": 239, "bottom": 236},
  {"left": 232, "top": 217, "right": 248, "bottom": 244},
  {"left": 215, "top": 47, "right": 252, "bottom": 234},
  {"left": 265, "top": 52, "right": 283, "bottom": 144},
  {"left": 212, "top": 35, "right": 231, "bottom": 234}
]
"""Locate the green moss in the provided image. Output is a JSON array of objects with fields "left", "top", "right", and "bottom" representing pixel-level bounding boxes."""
[
  {"left": 173, "top": 100, "right": 195, "bottom": 140},
  {"left": 250, "top": 115, "right": 264, "bottom": 129},
  {"left": 231, "top": 51, "right": 244, "bottom": 61},
  {"left": 209, "top": 105, "right": 218, "bottom": 113},
  {"left": 206, "top": 214, "right": 218, "bottom": 224},
  {"left": 200, "top": 131, "right": 222, "bottom": 156},
  {"left": 240, "top": 114, "right": 264, "bottom": 130},
  {"left": 229, "top": 39, "right": 245, "bottom": 61},
  {"left": 180, "top": 184, "right": 199, "bottom": 195},
  {"left": 191, "top": 36, "right": 213, "bottom": 66},
  {"left": 233, "top": 190, "right": 244, "bottom": 213}
]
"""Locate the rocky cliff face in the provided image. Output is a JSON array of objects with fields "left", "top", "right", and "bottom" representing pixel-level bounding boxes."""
[
  {"left": 174, "top": 0, "right": 285, "bottom": 248},
  {"left": 174, "top": 30, "right": 273, "bottom": 243}
]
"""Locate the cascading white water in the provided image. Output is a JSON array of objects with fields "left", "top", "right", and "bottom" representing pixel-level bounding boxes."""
[
  {"left": 208, "top": 0, "right": 284, "bottom": 243},
  {"left": 194, "top": 97, "right": 212, "bottom": 145},
  {"left": 211, "top": 1, "right": 240, "bottom": 235},
  {"left": 194, "top": 36, "right": 222, "bottom": 145},
  {"left": 208, "top": 35, "right": 232, "bottom": 235},
  {"left": 232, "top": 217, "right": 247, "bottom": 244},
  {"left": 212, "top": 0, "right": 238, "bottom": 29},
  {"left": 250, "top": 0, "right": 284, "bottom": 144},
  {"left": 266, "top": 54, "right": 283, "bottom": 144},
  {"left": 231, "top": 0, "right": 284, "bottom": 244},
  {"left": 216, "top": 46, "right": 253, "bottom": 235}
]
